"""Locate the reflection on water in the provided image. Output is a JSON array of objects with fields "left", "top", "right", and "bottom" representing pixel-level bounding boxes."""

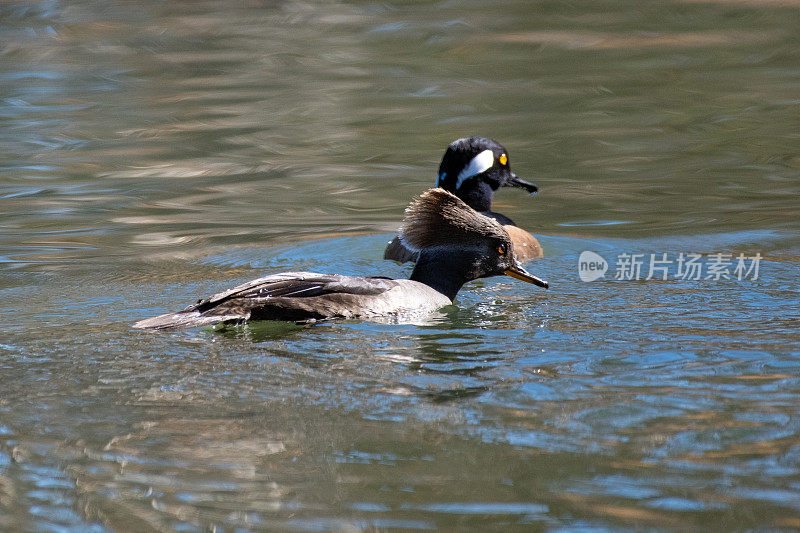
[{"left": 2, "top": 0, "right": 800, "bottom": 530}]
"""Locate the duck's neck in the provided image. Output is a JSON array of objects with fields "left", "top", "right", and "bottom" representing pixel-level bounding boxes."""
[
  {"left": 409, "top": 248, "right": 477, "bottom": 301},
  {"left": 458, "top": 181, "right": 494, "bottom": 212}
]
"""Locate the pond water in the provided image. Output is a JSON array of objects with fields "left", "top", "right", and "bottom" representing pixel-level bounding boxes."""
[{"left": 2, "top": 0, "right": 799, "bottom": 530}]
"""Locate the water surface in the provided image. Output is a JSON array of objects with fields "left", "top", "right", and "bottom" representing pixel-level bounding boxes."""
[{"left": 1, "top": 0, "right": 799, "bottom": 530}]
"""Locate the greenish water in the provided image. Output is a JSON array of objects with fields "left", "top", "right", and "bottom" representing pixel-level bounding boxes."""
[{"left": 2, "top": 0, "right": 799, "bottom": 530}]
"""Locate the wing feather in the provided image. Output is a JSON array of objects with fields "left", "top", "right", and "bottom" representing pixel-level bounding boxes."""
[{"left": 135, "top": 272, "right": 397, "bottom": 329}]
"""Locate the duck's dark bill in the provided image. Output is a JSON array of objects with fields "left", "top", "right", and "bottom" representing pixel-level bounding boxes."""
[
  {"left": 504, "top": 265, "right": 549, "bottom": 289},
  {"left": 505, "top": 174, "right": 538, "bottom": 194}
]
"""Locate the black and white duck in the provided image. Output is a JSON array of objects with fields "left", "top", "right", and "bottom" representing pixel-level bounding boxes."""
[{"left": 385, "top": 137, "right": 543, "bottom": 263}]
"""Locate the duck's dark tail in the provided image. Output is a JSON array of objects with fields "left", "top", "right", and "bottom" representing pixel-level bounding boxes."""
[
  {"left": 383, "top": 235, "right": 419, "bottom": 263},
  {"left": 133, "top": 309, "right": 243, "bottom": 330}
]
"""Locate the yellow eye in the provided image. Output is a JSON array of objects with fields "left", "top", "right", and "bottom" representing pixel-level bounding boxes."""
[
  {"left": 497, "top": 243, "right": 507, "bottom": 255},
  {"left": 499, "top": 153, "right": 508, "bottom": 166}
]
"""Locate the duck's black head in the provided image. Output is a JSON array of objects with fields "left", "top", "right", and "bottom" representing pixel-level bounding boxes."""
[
  {"left": 400, "top": 188, "right": 548, "bottom": 300},
  {"left": 435, "top": 137, "right": 538, "bottom": 212}
]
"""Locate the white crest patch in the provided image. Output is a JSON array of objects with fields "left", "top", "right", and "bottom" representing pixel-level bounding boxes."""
[{"left": 455, "top": 149, "right": 494, "bottom": 190}]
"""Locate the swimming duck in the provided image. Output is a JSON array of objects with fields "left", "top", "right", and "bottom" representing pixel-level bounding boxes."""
[
  {"left": 133, "top": 188, "right": 548, "bottom": 329},
  {"left": 384, "top": 137, "right": 543, "bottom": 263}
]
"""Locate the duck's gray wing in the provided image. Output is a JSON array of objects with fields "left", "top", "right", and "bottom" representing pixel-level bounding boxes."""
[
  {"left": 197, "top": 272, "right": 391, "bottom": 306},
  {"left": 133, "top": 272, "right": 398, "bottom": 329}
]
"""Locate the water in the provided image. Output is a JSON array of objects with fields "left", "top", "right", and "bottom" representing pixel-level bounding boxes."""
[{"left": 2, "top": 0, "right": 799, "bottom": 530}]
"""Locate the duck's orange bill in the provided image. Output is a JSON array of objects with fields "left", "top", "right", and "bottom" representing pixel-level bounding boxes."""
[{"left": 504, "top": 265, "right": 549, "bottom": 289}]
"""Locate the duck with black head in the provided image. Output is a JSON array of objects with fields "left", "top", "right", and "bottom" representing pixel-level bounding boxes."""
[
  {"left": 385, "top": 137, "right": 543, "bottom": 263},
  {"left": 133, "top": 188, "right": 548, "bottom": 330}
]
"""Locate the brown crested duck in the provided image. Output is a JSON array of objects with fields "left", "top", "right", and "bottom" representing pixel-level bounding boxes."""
[{"left": 134, "top": 188, "right": 548, "bottom": 329}]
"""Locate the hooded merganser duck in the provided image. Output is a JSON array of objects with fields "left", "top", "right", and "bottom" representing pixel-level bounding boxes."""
[
  {"left": 384, "top": 137, "right": 543, "bottom": 263},
  {"left": 133, "top": 188, "right": 548, "bottom": 330}
]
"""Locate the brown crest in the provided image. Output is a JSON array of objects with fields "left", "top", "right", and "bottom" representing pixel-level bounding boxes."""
[{"left": 399, "top": 188, "right": 508, "bottom": 251}]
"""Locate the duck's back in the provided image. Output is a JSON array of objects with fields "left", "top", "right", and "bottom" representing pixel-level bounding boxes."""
[
  {"left": 503, "top": 225, "right": 542, "bottom": 260},
  {"left": 133, "top": 272, "right": 450, "bottom": 329},
  {"left": 384, "top": 236, "right": 419, "bottom": 263}
]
